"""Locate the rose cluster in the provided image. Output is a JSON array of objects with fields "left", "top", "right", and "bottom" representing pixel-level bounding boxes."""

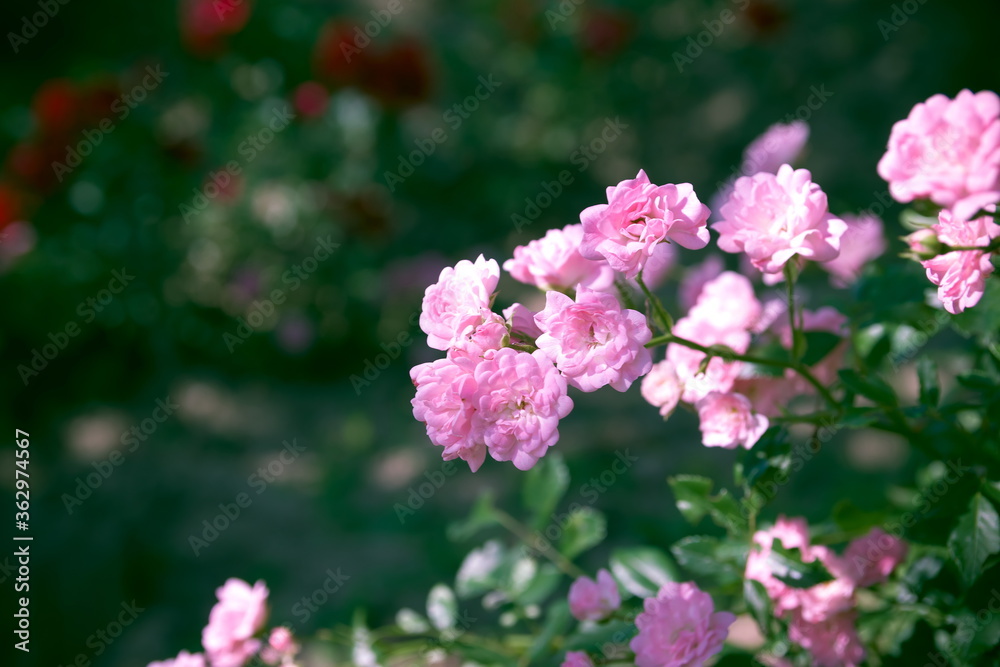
[
  {"left": 746, "top": 517, "right": 907, "bottom": 667},
  {"left": 147, "top": 578, "right": 300, "bottom": 667},
  {"left": 880, "top": 89, "right": 1000, "bottom": 313},
  {"left": 412, "top": 158, "right": 858, "bottom": 467},
  {"left": 563, "top": 570, "right": 734, "bottom": 667}
]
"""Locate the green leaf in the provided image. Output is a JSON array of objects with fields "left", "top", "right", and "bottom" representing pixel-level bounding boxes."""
[
  {"left": 447, "top": 491, "right": 499, "bottom": 542},
  {"left": 668, "top": 475, "right": 743, "bottom": 532},
  {"left": 516, "top": 562, "right": 562, "bottom": 607},
  {"left": 670, "top": 536, "right": 746, "bottom": 585},
  {"left": 948, "top": 493, "right": 1000, "bottom": 588},
  {"left": 558, "top": 507, "right": 607, "bottom": 559},
  {"left": 563, "top": 619, "right": 637, "bottom": 653},
  {"left": 800, "top": 331, "right": 842, "bottom": 366},
  {"left": 524, "top": 599, "right": 572, "bottom": 663},
  {"left": 916, "top": 357, "right": 940, "bottom": 407},
  {"left": 522, "top": 453, "right": 569, "bottom": 531},
  {"left": 426, "top": 583, "right": 458, "bottom": 630},
  {"left": 743, "top": 579, "right": 772, "bottom": 633},
  {"left": 831, "top": 499, "right": 888, "bottom": 533},
  {"left": 395, "top": 608, "right": 430, "bottom": 633},
  {"left": 766, "top": 544, "right": 835, "bottom": 589},
  {"left": 838, "top": 368, "right": 898, "bottom": 406},
  {"left": 792, "top": 328, "right": 808, "bottom": 362},
  {"left": 609, "top": 547, "right": 680, "bottom": 598},
  {"left": 455, "top": 540, "right": 505, "bottom": 598}
]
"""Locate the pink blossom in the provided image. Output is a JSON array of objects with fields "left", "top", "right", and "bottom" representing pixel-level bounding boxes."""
[
  {"left": 687, "top": 271, "right": 762, "bottom": 333},
  {"left": 201, "top": 579, "right": 269, "bottom": 667},
  {"left": 714, "top": 165, "right": 846, "bottom": 275},
  {"left": 666, "top": 316, "right": 748, "bottom": 403},
  {"left": 695, "top": 391, "right": 769, "bottom": 449},
  {"left": 641, "top": 359, "right": 683, "bottom": 418},
  {"left": 534, "top": 288, "right": 652, "bottom": 392},
  {"left": 679, "top": 255, "right": 724, "bottom": 311},
  {"left": 822, "top": 213, "right": 887, "bottom": 287},
  {"left": 580, "top": 170, "right": 710, "bottom": 279},
  {"left": 148, "top": 651, "right": 207, "bottom": 667},
  {"left": 920, "top": 210, "right": 1000, "bottom": 314},
  {"left": 745, "top": 517, "right": 819, "bottom": 617},
  {"left": 473, "top": 348, "right": 573, "bottom": 470},
  {"left": 504, "top": 224, "right": 615, "bottom": 292},
  {"left": 561, "top": 651, "right": 595, "bottom": 667},
  {"left": 410, "top": 357, "right": 486, "bottom": 472},
  {"left": 568, "top": 569, "right": 621, "bottom": 621},
  {"left": 839, "top": 528, "right": 908, "bottom": 587},
  {"left": 260, "top": 627, "right": 299, "bottom": 665},
  {"left": 877, "top": 89, "right": 1000, "bottom": 222},
  {"left": 449, "top": 311, "right": 509, "bottom": 361},
  {"left": 420, "top": 255, "right": 500, "bottom": 350},
  {"left": 732, "top": 374, "right": 799, "bottom": 418},
  {"left": 503, "top": 302, "right": 543, "bottom": 342},
  {"left": 742, "top": 121, "right": 810, "bottom": 175},
  {"left": 788, "top": 610, "right": 865, "bottom": 667},
  {"left": 630, "top": 582, "right": 735, "bottom": 667}
]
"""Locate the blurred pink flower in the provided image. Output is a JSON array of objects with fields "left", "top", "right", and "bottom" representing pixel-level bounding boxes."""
[
  {"left": 568, "top": 569, "right": 621, "bottom": 621},
  {"left": 0, "top": 221, "right": 36, "bottom": 271},
  {"left": 745, "top": 517, "right": 818, "bottom": 616},
  {"left": 534, "top": 288, "right": 652, "bottom": 392},
  {"left": 742, "top": 121, "right": 810, "bottom": 175},
  {"left": 667, "top": 316, "right": 748, "bottom": 403},
  {"left": 788, "top": 610, "right": 865, "bottom": 667},
  {"left": 630, "top": 582, "right": 735, "bottom": 667},
  {"left": 688, "top": 271, "right": 762, "bottom": 333},
  {"left": 678, "top": 255, "right": 724, "bottom": 311},
  {"left": 473, "top": 348, "right": 573, "bottom": 470},
  {"left": 148, "top": 651, "right": 206, "bottom": 667},
  {"left": 504, "top": 224, "right": 615, "bottom": 292},
  {"left": 201, "top": 579, "right": 268, "bottom": 667},
  {"left": 839, "top": 528, "right": 908, "bottom": 587},
  {"left": 580, "top": 170, "right": 710, "bottom": 279},
  {"left": 260, "top": 627, "right": 299, "bottom": 665},
  {"left": 561, "top": 651, "right": 595, "bottom": 667},
  {"left": 714, "top": 165, "right": 846, "bottom": 275},
  {"left": 920, "top": 210, "right": 1000, "bottom": 314},
  {"left": 695, "top": 391, "right": 769, "bottom": 449},
  {"left": 641, "top": 359, "right": 683, "bottom": 418},
  {"left": 822, "top": 213, "right": 887, "bottom": 287},
  {"left": 410, "top": 357, "right": 486, "bottom": 472},
  {"left": 420, "top": 255, "right": 500, "bottom": 350},
  {"left": 877, "top": 89, "right": 1000, "bottom": 222}
]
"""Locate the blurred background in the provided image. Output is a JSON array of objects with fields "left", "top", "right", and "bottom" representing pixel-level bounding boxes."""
[{"left": 1, "top": 0, "right": 997, "bottom": 664}]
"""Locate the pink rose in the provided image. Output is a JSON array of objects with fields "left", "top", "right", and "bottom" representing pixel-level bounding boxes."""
[
  {"left": 561, "top": 651, "right": 595, "bottom": 667},
  {"left": 630, "top": 582, "right": 735, "bottom": 667},
  {"left": 695, "top": 391, "right": 769, "bottom": 450},
  {"left": 568, "top": 569, "right": 621, "bottom": 621},
  {"left": 667, "top": 316, "right": 747, "bottom": 403},
  {"left": 410, "top": 357, "right": 486, "bottom": 472},
  {"left": 420, "top": 255, "right": 500, "bottom": 350},
  {"left": 920, "top": 210, "right": 1000, "bottom": 314},
  {"left": 504, "top": 224, "right": 615, "bottom": 292},
  {"left": 503, "top": 302, "right": 544, "bottom": 342},
  {"left": 534, "top": 287, "right": 652, "bottom": 392},
  {"left": 473, "top": 348, "right": 573, "bottom": 470},
  {"left": 714, "top": 165, "right": 846, "bottom": 275},
  {"left": 788, "top": 610, "right": 865, "bottom": 667},
  {"left": 687, "top": 271, "right": 762, "bottom": 333},
  {"left": 260, "top": 627, "right": 300, "bottom": 665},
  {"left": 679, "top": 255, "right": 725, "bottom": 311},
  {"left": 877, "top": 89, "right": 1000, "bottom": 222},
  {"left": 148, "top": 651, "right": 207, "bottom": 667},
  {"left": 839, "top": 528, "right": 908, "bottom": 587},
  {"left": 745, "top": 517, "right": 818, "bottom": 617},
  {"left": 449, "top": 311, "right": 509, "bottom": 361},
  {"left": 201, "top": 579, "right": 269, "bottom": 667},
  {"left": 641, "top": 359, "right": 683, "bottom": 418},
  {"left": 580, "top": 170, "right": 710, "bottom": 279},
  {"left": 822, "top": 213, "right": 887, "bottom": 287},
  {"left": 742, "top": 121, "right": 810, "bottom": 175}
]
